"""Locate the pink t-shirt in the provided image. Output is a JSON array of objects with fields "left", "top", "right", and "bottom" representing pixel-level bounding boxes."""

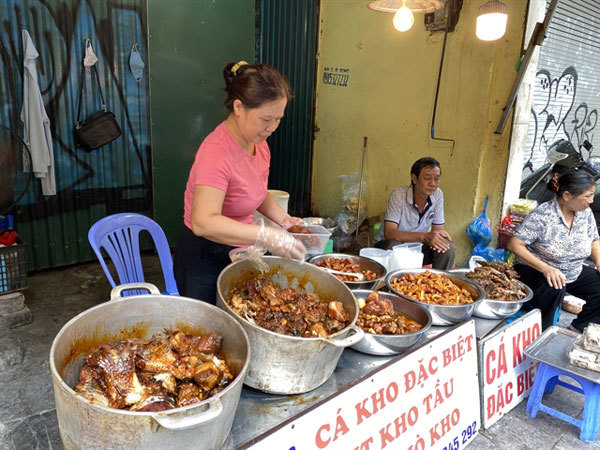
[{"left": 183, "top": 121, "right": 270, "bottom": 230}]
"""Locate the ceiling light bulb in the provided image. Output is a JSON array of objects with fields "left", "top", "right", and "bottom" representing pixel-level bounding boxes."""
[
  {"left": 393, "top": 6, "right": 414, "bottom": 32},
  {"left": 476, "top": 1, "right": 508, "bottom": 41}
]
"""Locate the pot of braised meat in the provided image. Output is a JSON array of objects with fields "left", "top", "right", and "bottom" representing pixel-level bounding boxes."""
[
  {"left": 216, "top": 256, "right": 364, "bottom": 395},
  {"left": 49, "top": 283, "right": 250, "bottom": 450}
]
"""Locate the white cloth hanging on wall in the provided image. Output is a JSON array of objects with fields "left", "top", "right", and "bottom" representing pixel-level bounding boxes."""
[{"left": 20, "top": 29, "right": 56, "bottom": 196}]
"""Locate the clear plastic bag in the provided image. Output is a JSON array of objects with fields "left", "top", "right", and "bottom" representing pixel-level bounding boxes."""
[{"left": 337, "top": 172, "right": 368, "bottom": 234}]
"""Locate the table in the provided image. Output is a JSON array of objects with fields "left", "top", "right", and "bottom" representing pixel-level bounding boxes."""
[{"left": 221, "top": 316, "right": 504, "bottom": 449}]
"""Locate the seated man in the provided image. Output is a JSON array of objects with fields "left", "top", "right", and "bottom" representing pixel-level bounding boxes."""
[{"left": 374, "top": 157, "right": 455, "bottom": 270}]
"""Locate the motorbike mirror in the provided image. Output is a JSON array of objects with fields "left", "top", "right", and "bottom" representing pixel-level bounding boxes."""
[
  {"left": 548, "top": 149, "right": 570, "bottom": 164},
  {"left": 587, "top": 156, "right": 600, "bottom": 176}
]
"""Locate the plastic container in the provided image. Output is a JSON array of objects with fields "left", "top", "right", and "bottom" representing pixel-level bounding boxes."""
[
  {"left": 390, "top": 243, "right": 423, "bottom": 271},
  {"left": 289, "top": 224, "right": 331, "bottom": 255},
  {"left": 254, "top": 190, "right": 290, "bottom": 228},
  {"left": 303, "top": 217, "right": 336, "bottom": 234},
  {"left": 359, "top": 247, "right": 391, "bottom": 271},
  {"left": 0, "top": 240, "right": 27, "bottom": 294}
]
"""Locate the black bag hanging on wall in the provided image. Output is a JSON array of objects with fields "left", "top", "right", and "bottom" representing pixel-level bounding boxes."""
[{"left": 74, "top": 57, "right": 121, "bottom": 151}]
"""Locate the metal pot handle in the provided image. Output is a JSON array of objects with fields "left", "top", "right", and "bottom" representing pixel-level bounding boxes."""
[
  {"left": 110, "top": 282, "right": 161, "bottom": 300},
  {"left": 152, "top": 398, "right": 223, "bottom": 431},
  {"left": 318, "top": 325, "right": 364, "bottom": 347}
]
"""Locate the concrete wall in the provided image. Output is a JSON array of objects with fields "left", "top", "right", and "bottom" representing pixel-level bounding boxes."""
[{"left": 312, "top": 0, "right": 528, "bottom": 265}]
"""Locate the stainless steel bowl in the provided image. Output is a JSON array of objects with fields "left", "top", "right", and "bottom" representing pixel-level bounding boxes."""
[
  {"left": 472, "top": 281, "right": 533, "bottom": 319},
  {"left": 385, "top": 268, "right": 485, "bottom": 326},
  {"left": 450, "top": 269, "right": 534, "bottom": 319},
  {"left": 308, "top": 253, "right": 387, "bottom": 290},
  {"left": 350, "top": 290, "right": 432, "bottom": 356},
  {"left": 303, "top": 217, "right": 336, "bottom": 234}
]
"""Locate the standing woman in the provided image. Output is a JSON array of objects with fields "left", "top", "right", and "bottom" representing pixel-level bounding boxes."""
[
  {"left": 174, "top": 61, "right": 306, "bottom": 304},
  {"left": 507, "top": 170, "right": 600, "bottom": 331}
]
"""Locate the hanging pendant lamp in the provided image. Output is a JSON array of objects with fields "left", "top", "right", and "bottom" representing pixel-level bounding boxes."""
[
  {"left": 368, "top": 0, "right": 444, "bottom": 32},
  {"left": 476, "top": 0, "right": 508, "bottom": 41},
  {"left": 367, "top": 0, "right": 444, "bottom": 14}
]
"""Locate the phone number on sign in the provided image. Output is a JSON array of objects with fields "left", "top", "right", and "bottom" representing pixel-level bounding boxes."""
[{"left": 443, "top": 421, "right": 478, "bottom": 450}]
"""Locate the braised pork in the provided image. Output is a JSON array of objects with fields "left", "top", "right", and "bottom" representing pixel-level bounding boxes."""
[
  {"left": 356, "top": 292, "right": 423, "bottom": 335},
  {"left": 74, "top": 330, "right": 234, "bottom": 411},
  {"left": 228, "top": 276, "right": 351, "bottom": 337}
]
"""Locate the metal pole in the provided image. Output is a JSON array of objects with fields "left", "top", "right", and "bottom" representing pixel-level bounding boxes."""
[{"left": 355, "top": 136, "right": 367, "bottom": 246}]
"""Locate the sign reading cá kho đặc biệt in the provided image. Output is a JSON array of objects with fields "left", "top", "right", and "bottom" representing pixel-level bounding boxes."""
[
  {"left": 248, "top": 321, "right": 480, "bottom": 450},
  {"left": 479, "top": 310, "right": 542, "bottom": 429}
]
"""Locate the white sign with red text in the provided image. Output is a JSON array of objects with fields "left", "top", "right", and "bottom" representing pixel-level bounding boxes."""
[
  {"left": 248, "top": 321, "right": 480, "bottom": 450},
  {"left": 479, "top": 310, "right": 542, "bottom": 428}
]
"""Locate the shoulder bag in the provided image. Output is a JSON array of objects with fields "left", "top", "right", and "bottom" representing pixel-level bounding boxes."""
[{"left": 74, "top": 61, "right": 121, "bottom": 151}]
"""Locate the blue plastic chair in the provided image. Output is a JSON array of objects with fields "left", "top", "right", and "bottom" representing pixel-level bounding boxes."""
[{"left": 88, "top": 213, "right": 179, "bottom": 296}]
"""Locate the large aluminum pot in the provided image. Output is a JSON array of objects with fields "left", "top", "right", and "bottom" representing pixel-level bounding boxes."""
[
  {"left": 308, "top": 253, "right": 387, "bottom": 290},
  {"left": 216, "top": 256, "right": 364, "bottom": 394},
  {"left": 49, "top": 283, "right": 250, "bottom": 450},
  {"left": 386, "top": 268, "right": 485, "bottom": 326}
]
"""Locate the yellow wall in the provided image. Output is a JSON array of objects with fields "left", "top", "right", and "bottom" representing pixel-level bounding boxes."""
[{"left": 312, "top": 0, "right": 527, "bottom": 265}]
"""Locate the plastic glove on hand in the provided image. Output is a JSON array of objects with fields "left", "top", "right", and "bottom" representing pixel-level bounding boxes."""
[
  {"left": 280, "top": 215, "right": 303, "bottom": 230},
  {"left": 256, "top": 222, "right": 306, "bottom": 261}
]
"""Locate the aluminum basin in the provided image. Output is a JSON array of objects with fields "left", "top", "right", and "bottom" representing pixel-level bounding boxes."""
[
  {"left": 351, "top": 289, "right": 432, "bottom": 356},
  {"left": 385, "top": 268, "right": 485, "bottom": 326},
  {"left": 450, "top": 269, "right": 534, "bottom": 319},
  {"left": 472, "top": 281, "right": 533, "bottom": 319},
  {"left": 308, "top": 253, "right": 387, "bottom": 290}
]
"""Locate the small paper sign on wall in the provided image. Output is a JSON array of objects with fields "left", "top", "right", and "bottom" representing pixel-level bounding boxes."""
[{"left": 322, "top": 66, "right": 350, "bottom": 87}]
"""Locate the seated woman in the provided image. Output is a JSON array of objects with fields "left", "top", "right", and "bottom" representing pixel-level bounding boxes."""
[{"left": 507, "top": 170, "right": 600, "bottom": 331}]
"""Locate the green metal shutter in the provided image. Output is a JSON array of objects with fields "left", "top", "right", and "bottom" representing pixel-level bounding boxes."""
[{"left": 256, "top": 0, "right": 320, "bottom": 217}]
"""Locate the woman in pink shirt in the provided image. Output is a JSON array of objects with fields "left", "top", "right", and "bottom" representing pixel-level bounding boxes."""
[{"left": 174, "top": 61, "right": 306, "bottom": 304}]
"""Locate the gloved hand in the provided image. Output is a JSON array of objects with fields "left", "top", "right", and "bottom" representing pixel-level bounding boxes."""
[
  {"left": 256, "top": 220, "right": 306, "bottom": 261},
  {"left": 280, "top": 214, "right": 303, "bottom": 231}
]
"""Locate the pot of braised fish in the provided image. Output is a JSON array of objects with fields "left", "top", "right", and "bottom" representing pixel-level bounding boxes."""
[
  {"left": 216, "top": 256, "right": 364, "bottom": 394},
  {"left": 49, "top": 283, "right": 250, "bottom": 450}
]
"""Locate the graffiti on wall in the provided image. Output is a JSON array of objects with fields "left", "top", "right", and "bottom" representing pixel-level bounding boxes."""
[
  {"left": 523, "top": 66, "right": 598, "bottom": 173},
  {"left": 0, "top": 0, "right": 152, "bottom": 220}
]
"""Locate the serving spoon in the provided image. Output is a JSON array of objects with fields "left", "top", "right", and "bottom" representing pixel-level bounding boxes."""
[{"left": 318, "top": 267, "right": 365, "bottom": 281}]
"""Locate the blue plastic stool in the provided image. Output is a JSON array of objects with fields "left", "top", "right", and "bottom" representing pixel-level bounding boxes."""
[
  {"left": 526, "top": 362, "right": 600, "bottom": 441},
  {"left": 553, "top": 305, "right": 561, "bottom": 326}
]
